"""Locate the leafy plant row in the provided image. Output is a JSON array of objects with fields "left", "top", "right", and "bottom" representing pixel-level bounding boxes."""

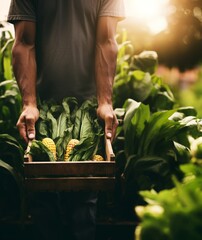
[{"left": 114, "top": 32, "right": 202, "bottom": 239}]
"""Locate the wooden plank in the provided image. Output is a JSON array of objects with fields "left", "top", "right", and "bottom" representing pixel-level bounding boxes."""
[
  {"left": 24, "top": 161, "right": 116, "bottom": 177},
  {"left": 24, "top": 177, "right": 116, "bottom": 191},
  {"left": 105, "top": 138, "right": 115, "bottom": 161}
]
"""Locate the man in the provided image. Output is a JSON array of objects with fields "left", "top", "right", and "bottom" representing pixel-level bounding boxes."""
[{"left": 7, "top": 1, "right": 125, "bottom": 239}]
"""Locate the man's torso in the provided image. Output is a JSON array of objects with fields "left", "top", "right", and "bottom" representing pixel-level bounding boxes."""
[
  {"left": 35, "top": 0, "right": 100, "bottom": 101},
  {"left": 8, "top": 0, "right": 125, "bottom": 101}
]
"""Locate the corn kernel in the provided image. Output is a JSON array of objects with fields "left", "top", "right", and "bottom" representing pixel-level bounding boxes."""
[
  {"left": 64, "top": 139, "right": 79, "bottom": 161},
  {"left": 92, "top": 154, "right": 104, "bottom": 161},
  {"left": 42, "top": 137, "right": 57, "bottom": 160}
]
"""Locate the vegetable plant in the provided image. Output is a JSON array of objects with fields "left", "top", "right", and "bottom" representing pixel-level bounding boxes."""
[
  {"left": 115, "top": 98, "right": 202, "bottom": 193},
  {"left": 135, "top": 163, "right": 202, "bottom": 240},
  {"left": 113, "top": 35, "right": 202, "bottom": 215},
  {"left": 114, "top": 32, "right": 175, "bottom": 112},
  {"left": 0, "top": 28, "right": 22, "bottom": 142},
  {"left": 0, "top": 134, "right": 24, "bottom": 220}
]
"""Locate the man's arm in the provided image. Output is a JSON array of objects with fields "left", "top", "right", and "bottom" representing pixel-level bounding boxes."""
[
  {"left": 12, "top": 21, "right": 39, "bottom": 143},
  {"left": 95, "top": 16, "right": 119, "bottom": 141}
]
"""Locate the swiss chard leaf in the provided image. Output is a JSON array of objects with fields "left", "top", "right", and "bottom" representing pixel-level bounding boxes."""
[
  {"left": 138, "top": 109, "right": 176, "bottom": 155},
  {"left": 130, "top": 51, "right": 158, "bottom": 74},
  {"left": 129, "top": 70, "right": 153, "bottom": 102},
  {"left": 47, "top": 112, "right": 58, "bottom": 140},
  {"left": 123, "top": 100, "right": 150, "bottom": 157},
  {"left": 124, "top": 155, "right": 171, "bottom": 192}
]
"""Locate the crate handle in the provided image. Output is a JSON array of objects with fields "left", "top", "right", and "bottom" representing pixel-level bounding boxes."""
[
  {"left": 105, "top": 137, "right": 115, "bottom": 161},
  {"left": 24, "top": 140, "right": 33, "bottom": 162}
]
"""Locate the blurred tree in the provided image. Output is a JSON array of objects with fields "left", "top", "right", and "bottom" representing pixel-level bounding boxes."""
[
  {"left": 153, "top": 0, "right": 202, "bottom": 71},
  {"left": 119, "top": 0, "right": 202, "bottom": 71}
]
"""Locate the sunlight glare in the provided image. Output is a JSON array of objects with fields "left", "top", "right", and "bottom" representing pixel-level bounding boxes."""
[
  {"left": 149, "top": 17, "right": 168, "bottom": 35},
  {"left": 126, "top": 0, "right": 170, "bottom": 34}
]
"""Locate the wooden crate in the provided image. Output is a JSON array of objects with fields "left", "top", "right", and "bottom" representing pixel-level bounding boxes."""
[{"left": 24, "top": 138, "right": 116, "bottom": 192}]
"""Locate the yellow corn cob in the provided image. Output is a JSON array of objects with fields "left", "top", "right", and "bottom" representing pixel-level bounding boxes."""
[
  {"left": 42, "top": 137, "right": 57, "bottom": 160},
  {"left": 92, "top": 154, "right": 104, "bottom": 161},
  {"left": 64, "top": 139, "right": 79, "bottom": 161}
]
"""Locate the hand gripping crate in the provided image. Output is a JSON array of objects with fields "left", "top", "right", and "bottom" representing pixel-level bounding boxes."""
[{"left": 24, "top": 138, "right": 116, "bottom": 192}]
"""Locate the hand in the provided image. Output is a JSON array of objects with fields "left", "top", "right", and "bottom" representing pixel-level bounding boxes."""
[
  {"left": 16, "top": 105, "right": 39, "bottom": 143},
  {"left": 97, "top": 103, "right": 118, "bottom": 142}
]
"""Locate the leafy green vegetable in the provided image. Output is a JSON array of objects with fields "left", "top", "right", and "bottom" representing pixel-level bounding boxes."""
[
  {"left": 145, "top": 75, "right": 175, "bottom": 112},
  {"left": 0, "top": 79, "right": 22, "bottom": 139},
  {"left": 135, "top": 163, "right": 202, "bottom": 240},
  {"left": 69, "top": 99, "right": 104, "bottom": 161},
  {"left": 114, "top": 48, "right": 175, "bottom": 111},
  {"left": 0, "top": 134, "right": 25, "bottom": 220},
  {"left": 130, "top": 51, "right": 158, "bottom": 75},
  {"left": 115, "top": 98, "right": 202, "bottom": 197},
  {"left": 123, "top": 99, "right": 150, "bottom": 157},
  {"left": 35, "top": 97, "right": 104, "bottom": 161}
]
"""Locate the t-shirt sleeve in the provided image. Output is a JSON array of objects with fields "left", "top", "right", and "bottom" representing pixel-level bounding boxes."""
[
  {"left": 99, "top": 0, "right": 126, "bottom": 20},
  {"left": 7, "top": 0, "right": 36, "bottom": 24}
]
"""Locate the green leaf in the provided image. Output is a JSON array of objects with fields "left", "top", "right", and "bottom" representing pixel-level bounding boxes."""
[
  {"left": 55, "top": 125, "right": 73, "bottom": 160},
  {"left": 72, "top": 106, "right": 82, "bottom": 139},
  {"left": 47, "top": 112, "right": 58, "bottom": 140},
  {"left": 129, "top": 70, "right": 153, "bottom": 102},
  {"left": 130, "top": 51, "right": 158, "bottom": 74},
  {"left": 124, "top": 101, "right": 150, "bottom": 156},
  {"left": 0, "top": 134, "right": 24, "bottom": 175},
  {"left": 177, "top": 106, "right": 197, "bottom": 117},
  {"left": 79, "top": 112, "right": 93, "bottom": 140},
  {"left": 173, "top": 141, "right": 191, "bottom": 164},
  {"left": 56, "top": 112, "right": 69, "bottom": 137},
  {"left": 138, "top": 110, "right": 176, "bottom": 155},
  {"left": 124, "top": 155, "right": 170, "bottom": 191},
  {"left": 0, "top": 79, "right": 15, "bottom": 88},
  {"left": 123, "top": 98, "right": 141, "bottom": 134},
  {"left": 37, "top": 120, "right": 50, "bottom": 139},
  {"left": 68, "top": 138, "right": 96, "bottom": 161}
]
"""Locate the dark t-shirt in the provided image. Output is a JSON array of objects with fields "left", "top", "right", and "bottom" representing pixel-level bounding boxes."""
[{"left": 7, "top": 0, "right": 125, "bottom": 101}]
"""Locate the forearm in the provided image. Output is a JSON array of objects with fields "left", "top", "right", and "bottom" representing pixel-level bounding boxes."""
[
  {"left": 11, "top": 21, "right": 39, "bottom": 142},
  {"left": 95, "top": 38, "right": 118, "bottom": 105},
  {"left": 12, "top": 42, "right": 37, "bottom": 108}
]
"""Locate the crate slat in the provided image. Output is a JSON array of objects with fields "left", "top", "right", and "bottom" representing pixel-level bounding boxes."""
[
  {"left": 25, "top": 176, "right": 116, "bottom": 191},
  {"left": 24, "top": 161, "right": 116, "bottom": 177}
]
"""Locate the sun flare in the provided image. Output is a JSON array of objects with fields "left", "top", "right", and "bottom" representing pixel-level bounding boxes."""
[{"left": 125, "top": 0, "right": 171, "bottom": 34}]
